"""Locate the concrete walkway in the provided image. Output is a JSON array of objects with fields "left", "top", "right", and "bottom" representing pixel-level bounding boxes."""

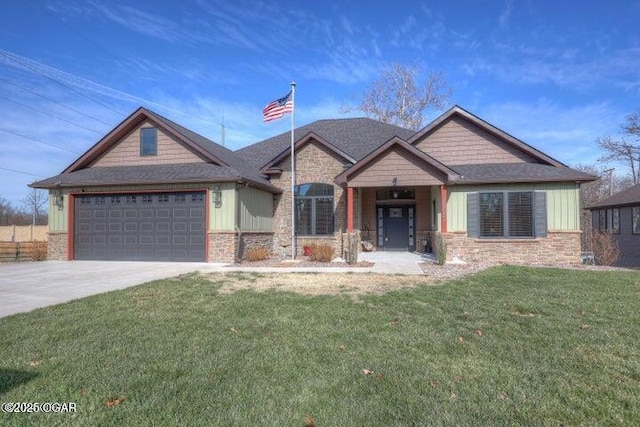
[{"left": 0, "top": 252, "right": 429, "bottom": 318}]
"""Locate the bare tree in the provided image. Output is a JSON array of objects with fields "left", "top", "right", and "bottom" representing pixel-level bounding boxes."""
[
  {"left": 352, "top": 63, "right": 452, "bottom": 130},
  {"left": 596, "top": 111, "right": 640, "bottom": 184},
  {"left": 573, "top": 163, "right": 634, "bottom": 252},
  {"left": 22, "top": 188, "right": 48, "bottom": 225}
]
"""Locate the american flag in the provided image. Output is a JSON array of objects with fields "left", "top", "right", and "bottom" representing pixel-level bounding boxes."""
[{"left": 262, "top": 91, "right": 293, "bottom": 122}]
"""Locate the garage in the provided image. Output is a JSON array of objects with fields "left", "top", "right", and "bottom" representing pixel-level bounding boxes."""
[{"left": 74, "top": 191, "right": 206, "bottom": 262}]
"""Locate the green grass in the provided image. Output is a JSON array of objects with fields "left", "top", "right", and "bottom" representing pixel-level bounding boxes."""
[{"left": 1, "top": 266, "right": 639, "bottom": 426}]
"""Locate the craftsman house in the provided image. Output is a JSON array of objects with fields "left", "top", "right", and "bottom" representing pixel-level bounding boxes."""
[
  {"left": 33, "top": 105, "right": 595, "bottom": 264},
  {"left": 589, "top": 183, "right": 640, "bottom": 267}
]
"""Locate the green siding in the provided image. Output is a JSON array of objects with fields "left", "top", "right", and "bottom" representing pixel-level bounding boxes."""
[
  {"left": 48, "top": 192, "right": 68, "bottom": 232},
  {"left": 238, "top": 186, "right": 273, "bottom": 231},
  {"left": 209, "top": 183, "right": 237, "bottom": 231},
  {"left": 447, "top": 182, "right": 580, "bottom": 232}
]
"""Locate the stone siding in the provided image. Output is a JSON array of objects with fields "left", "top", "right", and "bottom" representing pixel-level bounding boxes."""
[
  {"left": 269, "top": 141, "right": 347, "bottom": 256},
  {"left": 47, "top": 232, "right": 68, "bottom": 261},
  {"left": 442, "top": 231, "right": 582, "bottom": 265},
  {"left": 239, "top": 232, "right": 274, "bottom": 260},
  {"left": 208, "top": 232, "right": 238, "bottom": 262}
]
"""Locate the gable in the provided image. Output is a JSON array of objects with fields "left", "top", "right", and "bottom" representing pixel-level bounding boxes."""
[
  {"left": 348, "top": 146, "right": 447, "bottom": 187},
  {"left": 414, "top": 115, "right": 537, "bottom": 166},
  {"left": 90, "top": 120, "right": 206, "bottom": 167},
  {"left": 273, "top": 139, "right": 348, "bottom": 183}
]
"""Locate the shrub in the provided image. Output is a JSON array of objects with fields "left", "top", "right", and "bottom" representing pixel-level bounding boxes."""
[
  {"left": 591, "top": 230, "right": 620, "bottom": 266},
  {"left": 30, "top": 241, "right": 48, "bottom": 262},
  {"left": 244, "top": 246, "right": 270, "bottom": 262},
  {"left": 309, "top": 244, "right": 334, "bottom": 262}
]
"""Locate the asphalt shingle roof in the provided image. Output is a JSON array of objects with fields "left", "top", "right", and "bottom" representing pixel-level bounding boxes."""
[
  {"left": 588, "top": 183, "right": 640, "bottom": 208},
  {"left": 451, "top": 163, "right": 597, "bottom": 184},
  {"left": 235, "top": 117, "right": 415, "bottom": 169},
  {"left": 32, "top": 163, "right": 279, "bottom": 189}
]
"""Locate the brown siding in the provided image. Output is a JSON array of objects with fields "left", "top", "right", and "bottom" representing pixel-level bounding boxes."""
[
  {"left": 91, "top": 120, "right": 205, "bottom": 167},
  {"left": 269, "top": 140, "right": 347, "bottom": 256},
  {"left": 349, "top": 147, "right": 446, "bottom": 187},
  {"left": 415, "top": 116, "right": 536, "bottom": 165}
]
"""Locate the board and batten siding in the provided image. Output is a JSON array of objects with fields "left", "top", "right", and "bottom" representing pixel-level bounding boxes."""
[
  {"left": 415, "top": 116, "right": 535, "bottom": 165},
  {"left": 48, "top": 192, "right": 68, "bottom": 232},
  {"left": 447, "top": 182, "right": 581, "bottom": 232},
  {"left": 238, "top": 186, "right": 273, "bottom": 231},
  {"left": 90, "top": 120, "right": 204, "bottom": 167},
  {"left": 209, "top": 182, "right": 236, "bottom": 231}
]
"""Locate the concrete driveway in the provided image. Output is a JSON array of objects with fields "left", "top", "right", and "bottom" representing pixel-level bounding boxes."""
[
  {"left": 0, "top": 253, "right": 429, "bottom": 318},
  {"left": 0, "top": 261, "right": 222, "bottom": 318}
]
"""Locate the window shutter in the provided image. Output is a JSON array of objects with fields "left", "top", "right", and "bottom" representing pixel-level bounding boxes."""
[
  {"left": 467, "top": 192, "right": 479, "bottom": 237},
  {"left": 534, "top": 191, "right": 547, "bottom": 237}
]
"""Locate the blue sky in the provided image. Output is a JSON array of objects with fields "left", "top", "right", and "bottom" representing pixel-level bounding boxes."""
[{"left": 1, "top": 1, "right": 639, "bottom": 206}]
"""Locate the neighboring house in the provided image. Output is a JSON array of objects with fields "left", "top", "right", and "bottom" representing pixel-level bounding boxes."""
[
  {"left": 589, "top": 183, "right": 640, "bottom": 267},
  {"left": 33, "top": 105, "right": 596, "bottom": 265}
]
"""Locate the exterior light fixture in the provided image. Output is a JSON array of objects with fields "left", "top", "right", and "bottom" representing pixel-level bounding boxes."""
[
  {"left": 392, "top": 177, "right": 397, "bottom": 187},
  {"left": 212, "top": 185, "right": 222, "bottom": 208},
  {"left": 53, "top": 182, "right": 64, "bottom": 210}
]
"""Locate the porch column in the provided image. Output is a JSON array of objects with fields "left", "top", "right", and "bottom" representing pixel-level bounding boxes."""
[
  {"left": 440, "top": 185, "right": 447, "bottom": 233},
  {"left": 347, "top": 186, "right": 354, "bottom": 232}
]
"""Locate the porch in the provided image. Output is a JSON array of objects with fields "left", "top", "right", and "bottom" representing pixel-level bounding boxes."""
[{"left": 345, "top": 185, "right": 448, "bottom": 253}]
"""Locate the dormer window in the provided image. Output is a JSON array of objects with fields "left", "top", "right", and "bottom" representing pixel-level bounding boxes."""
[{"left": 140, "top": 127, "right": 157, "bottom": 156}]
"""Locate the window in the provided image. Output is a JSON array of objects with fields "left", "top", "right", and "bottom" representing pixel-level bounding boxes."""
[
  {"left": 598, "top": 208, "right": 617, "bottom": 233},
  {"left": 110, "top": 196, "right": 121, "bottom": 204},
  {"left": 175, "top": 194, "right": 186, "bottom": 203},
  {"left": 633, "top": 207, "right": 640, "bottom": 234},
  {"left": 158, "top": 194, "right": 169, "bottom": 203},
  {"left": 294, "top": 183, "right": 334, "bottom": 236},
  {"left": 125, "top": 195, "right": 137, "bottom": 204},
  {"left": 142, "top": 195, "right": 153, "bottom": 204},
  {"left": 140, "top": 127, "right": 157, "bottom": 156},
  {"left": 94, "top": 196, "right": 106, "bottom": 205},
  {"left": 478, "top": 191, "right": 534, "bottom": 238},
  {"left": 599, "top": 208, "right": 619, "bottom": 233},
  {"left": 191, "top": 193, "right": 204, "bottom": 202},
  {"left": 479, "top": 193, "right": 504, "bottom": 237}
]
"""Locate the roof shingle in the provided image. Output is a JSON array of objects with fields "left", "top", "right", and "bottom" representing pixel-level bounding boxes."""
[{"left": 235, "top": 117, "right": 415, "bottom": 169}]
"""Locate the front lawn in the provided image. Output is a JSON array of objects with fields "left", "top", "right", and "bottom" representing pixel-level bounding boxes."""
[{"left": 1, "top": 267, "right": 639, "bottom": 426}]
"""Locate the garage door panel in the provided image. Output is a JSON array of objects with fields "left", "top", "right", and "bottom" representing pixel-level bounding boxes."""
[{"left": 74, "top": 191, "right": 206, "bottom": 261}]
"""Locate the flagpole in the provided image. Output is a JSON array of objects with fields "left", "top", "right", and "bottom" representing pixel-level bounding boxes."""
[{"left": 290, "top": 81, "right": 296, "bottom": 260}]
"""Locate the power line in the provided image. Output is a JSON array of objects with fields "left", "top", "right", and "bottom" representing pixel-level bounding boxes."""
[
  {"left": 0, "top": 76, "right": 113, "bottom": 126},
  {"left": 0, "top": 49, "right": 226, "bottom": 129},
  {"left": 0, "top": 94, "right": 104, "bottom": 134},
  {"left": 0, "top": 128, "right": 82, "bottom": 154},
  {"left": 0, "top": 166, "right": 45, "bottom": 178},
  {"left": 0, "top": 49, "right": 127, "bottom": 116}
]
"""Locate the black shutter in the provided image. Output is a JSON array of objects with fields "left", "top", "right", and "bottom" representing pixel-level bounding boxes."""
[
  {"left": 467, "top": 192, "right": 479, "bottom": 237},
  {"left": 534, "top": 191, "right": 547, "bottom": 237}
]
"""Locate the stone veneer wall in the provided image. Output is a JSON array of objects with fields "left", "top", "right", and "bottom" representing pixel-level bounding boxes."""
[
  {"left": 442, "top": 231, "right": 582, "bottom": 265},
  {"left": 47, "top": 232, "right": 68, "bottom": 261},
  {"left": 208, "top": 232, "right": 238, "bottom": 262},
  {"left": 239, "top": 232, "right": 274, "bottom": 260},
  {"left": 269, "top": 141, "right": 348, "bottom": 257}
]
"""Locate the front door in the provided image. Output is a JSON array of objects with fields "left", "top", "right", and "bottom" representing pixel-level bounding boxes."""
[{"left": 378, "top": 205, "right": 415, "bottom": 251}]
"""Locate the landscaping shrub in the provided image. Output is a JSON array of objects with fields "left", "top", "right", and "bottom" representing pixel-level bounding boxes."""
[
  {"left": 309, "top": 243, "right": 334, "bottom": 262},
  {"left": 30, "top": 241, "right": 48, "bottom": 261},
  {"left": 591, "top": 230, "right": 620, "bottom": 266},
  {"left": 244, "top": 246, "right": 270, "bottom": 262}
]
